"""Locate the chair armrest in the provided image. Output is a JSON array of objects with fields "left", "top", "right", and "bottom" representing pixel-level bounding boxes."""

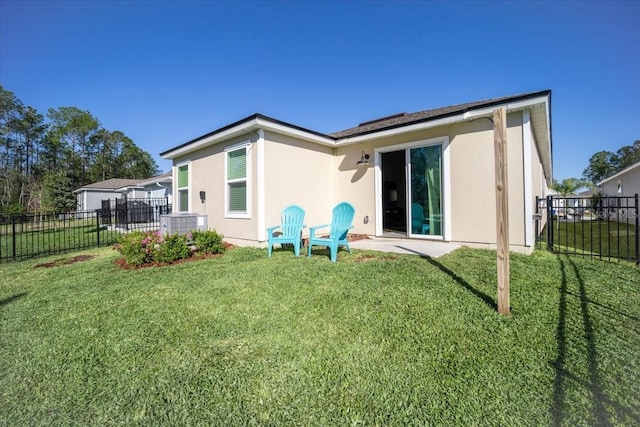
[
  {"left": 266, "top": 225, "right": 280, "bottom": 234},
  {"left": 335, "top": 225, "right": 354, "bottom": 237},
  {"left": 308, "top": 224, "right": 330, "bottom": 238}
]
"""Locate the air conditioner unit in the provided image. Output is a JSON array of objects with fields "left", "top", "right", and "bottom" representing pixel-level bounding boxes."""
[{"left": 159, "top": 213, "right": 208, "bottom": 235}]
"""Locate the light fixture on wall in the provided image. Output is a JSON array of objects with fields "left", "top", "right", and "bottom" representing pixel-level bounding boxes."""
[{"left": 357, "top": 151, "right": 370, "bottom": 166}]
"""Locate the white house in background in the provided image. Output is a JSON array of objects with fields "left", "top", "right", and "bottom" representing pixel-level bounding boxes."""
[
  {"left": 598, "top": 160, "right": 640, "bottom": 197},
  {"left": 138, "top": 172, "right": 173, "bottom": 203},
  {"left": 73, "top": 174, "right": 173, "bottom": 212},
  {"left": 73, "top": 178, "right": 144, "bottom": 212}
]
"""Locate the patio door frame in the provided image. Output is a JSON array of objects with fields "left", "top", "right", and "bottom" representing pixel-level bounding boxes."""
[{"left": 374, "top": 136, "right": 451, "bottom": 240}]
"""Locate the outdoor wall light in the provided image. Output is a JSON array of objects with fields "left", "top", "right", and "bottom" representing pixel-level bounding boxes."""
[{"left": 357, "top": 151, "right": 370, "bottom": 166}]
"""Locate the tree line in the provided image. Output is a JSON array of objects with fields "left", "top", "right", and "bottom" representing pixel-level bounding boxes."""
[
  {"left": 0, "top": 85, "right": 159, "bottom": 214},
  {"left": 582, "top": 140, "right": 640, "bottom": 184}
]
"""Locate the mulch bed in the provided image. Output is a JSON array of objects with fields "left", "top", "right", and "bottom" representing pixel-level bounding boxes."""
[
  {"left": 113, "top": 242, "right": 235, "bottom": 270},
  {"left": 114, "top": 234, "right": 369, "bottom": 270},
  {"left": 35, "top": 255, "right": 95, "bottom": 268}
]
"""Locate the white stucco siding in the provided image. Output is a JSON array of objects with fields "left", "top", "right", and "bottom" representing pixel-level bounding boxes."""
[
  {"left": 144, "top": 185, "right": 170, "bottom": 200},
  {"left": 600, "top": 165, "right": 640, "bottom": 197},
  {"left": 263, "top": 131, "right": 335, "bottom": 238},
  {"left": 174, "top": 134, "right": 258, "bottom": 242},
  {"left": 335, "top": 125, "right": 453, "bottom": 237},
  {"left": 83, "top": 190, "right": 117, "bottom": 211},
  {"left": 334, "top": 114, "right": 529, "bottom": 251}
]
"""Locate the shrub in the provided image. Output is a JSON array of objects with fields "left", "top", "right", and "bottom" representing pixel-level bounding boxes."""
[
  {"left": 115, "top": 230, "right": 226, "bottom": 266},
  {"left": 116, "top": 231, "right": 158, "bottom": 267},
  {"left": 153, "top": 233, "right": 190, "bottom": 263},
  {"left": 191, "top": 229, "right": 225, "bottom": 255}
]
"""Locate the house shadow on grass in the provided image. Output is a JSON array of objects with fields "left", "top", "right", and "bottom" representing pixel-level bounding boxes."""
[{"left": 396, "top": 245, "right": 498, "bottom": 311}]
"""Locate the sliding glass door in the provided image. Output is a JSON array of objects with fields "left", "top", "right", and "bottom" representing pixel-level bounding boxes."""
[{"left": 409, "top": 145, "right": 442, "bottom": 237}]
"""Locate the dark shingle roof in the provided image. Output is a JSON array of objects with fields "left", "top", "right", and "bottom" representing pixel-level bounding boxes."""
[
  {"left": 75, "top": 178, "right": 143, "bottom": 191},
  {"left": 330, "top": 91, "right": 550, "bottom": 139}
]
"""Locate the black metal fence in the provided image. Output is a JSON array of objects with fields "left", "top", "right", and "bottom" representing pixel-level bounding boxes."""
[
  {"left": 100, "top": 197, "right": 171, "bottom": 230},
  {"left": 0, "top": 198, "right": 171, "bottom": 263},
  {"left": 537, "top": 195, "right": 639, "bottom": 265},
  {"left": 0, "top": 211, "right": 118, "bottom": 263}
]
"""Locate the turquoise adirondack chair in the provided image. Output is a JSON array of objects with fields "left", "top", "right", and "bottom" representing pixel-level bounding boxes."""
[
  {"left": 307, "top": 202, "right": 355, "bottom": 262},
  {"left": 266, "top": 205, "right": 306, "bottom": 257}
]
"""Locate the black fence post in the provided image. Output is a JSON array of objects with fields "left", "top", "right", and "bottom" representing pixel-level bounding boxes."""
[
  {"left": 96, "top": 211, "right": 101, "bottom": 247},
  {"left": 124, "top": 195, "right": 129, "bottom": 231},
  {"left": 635, "top": 193, "right": 639, "bottom": 267},
  {"left": 546, "top": 195, "right": 553, "bottom": 251},
  {"left": 535, "top": 196, "right": 540, "bottom": 244},
  {"left": 11, "top": 215, "right": 17, "bottom": 261}
]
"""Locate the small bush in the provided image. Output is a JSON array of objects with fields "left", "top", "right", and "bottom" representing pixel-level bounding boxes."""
[
  {"left": 116, "top": 230, "right": 188, "bottom": 266},
  {"left": 115, "top": 229, "right": 226, "bottom": 266},
  {"left": 191, "top": 229, "right": 225, "bottom": 255},
  {"left": 116, "top": 231, "right": 159, "bottom": 267},
  {"left": 153, "top": 233, "right": 190, "bottom": 263}
]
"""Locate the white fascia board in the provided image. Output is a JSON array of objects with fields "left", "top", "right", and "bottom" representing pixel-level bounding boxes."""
[
  {"left": 161, "top": 118, "right": 261, "bottom": 159},
  {"left": 257, "top": 129, "right": 266, "bottom": 242},
  {"left": 255, "top": 118, "right": 336, "bottom": 147},
  {"left": 541, "top": 96, "right": 553, "bottom": 184},
  {"left": 522, "top": 110, "right": 533, "bottom": 247},
  {"left": 462, "top": 95, "right": 550, "bottom": 122},
  {"left": 162, "top": 118, "right": 336, "bottom": 160},
  {"left": 138, "top": 176, "right": 172, "bottom": 187}
]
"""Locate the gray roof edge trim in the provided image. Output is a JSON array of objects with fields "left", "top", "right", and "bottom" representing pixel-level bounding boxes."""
[
  {"left": 597, "top": 160, "right": 640, "bottom": 186},
  {"left": 333, "top": 90, "right": 552, "bottom": 141},
  {"left": 160, "top": 113, "right": 336, "bottom": 159}
]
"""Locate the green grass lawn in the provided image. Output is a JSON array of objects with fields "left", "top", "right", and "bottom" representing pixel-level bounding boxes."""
[
  {"left": 1, "top": 245, "right": 639, "bottom": 425},
  {"left": 543, "top": 219, "right": 636, "bottom": 262},
  {"left": 0, "top": 220, "right": 119, "bottom": 262}
]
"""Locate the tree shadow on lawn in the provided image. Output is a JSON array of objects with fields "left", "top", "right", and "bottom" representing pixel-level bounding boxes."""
[{"left": 551, "top": 256, "right": 640, "bottom": 426}]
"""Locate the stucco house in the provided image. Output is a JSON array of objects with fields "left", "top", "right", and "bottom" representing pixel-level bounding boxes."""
[
  {"left": 160, "top": 90, "right": 552, "bottom": 253},
  {"left": 138, "top": 172, "right": 173, "bottom": 204},
  {"left": 598, "top": 160, "right": 640, "bottom": 198},
  {"left": 74, "top": 178, "right": 145, "bottom": 212},
  {"left": 74, "top": 174, "right": 173, "bottom": 212}
]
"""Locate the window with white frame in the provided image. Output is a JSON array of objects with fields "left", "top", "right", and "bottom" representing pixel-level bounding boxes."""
[
  {"left": 177, "top": 163, "right": 189, "bottom": 212},
  {"left": 226, "top": 144, "right": 249, "bottom": 217}
]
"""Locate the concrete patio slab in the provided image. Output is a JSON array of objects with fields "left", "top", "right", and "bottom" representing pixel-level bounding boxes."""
[{"left": 349, "top": 237, "right": 461, "bottom": 258}]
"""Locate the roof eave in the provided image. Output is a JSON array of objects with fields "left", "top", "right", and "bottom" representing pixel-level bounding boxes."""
[
  {"left": 336, "top": 93, "right": 550, "bottom": 144},
  {"left": 73, "top": 187, "right": 116, "bottom": 194},
  {"left": 335, "top": 92, "right": 552, "bottom": 185},
  {"left": 161, "top": 114, "right": 336, "bottom": 160},
  {"left": 597, "top": 160, "right": 640, "bottom": 186}
]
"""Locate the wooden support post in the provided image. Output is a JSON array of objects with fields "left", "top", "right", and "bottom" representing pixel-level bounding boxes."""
[{"left": 493, "top": 107, "right": 511, "bottom": 315}]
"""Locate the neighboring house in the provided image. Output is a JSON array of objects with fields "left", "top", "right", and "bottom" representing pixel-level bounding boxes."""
[
  {"left": 73, "top": 174, "right": 172, "bottom": 212},
  {"left": 138, "top": 172, "right": 173, "bottom": 204},
  {"left": 597, "top": 160, "right": 640, "bottom": 198},
  {"left": 160, "top": 90, "right": 552, "bottom": 253},
  {"left": 596, "top": 161, "right": 640, "bottom": 223},
  {"left": 73, "top": 178, "right": 145, "bottom": 212}
]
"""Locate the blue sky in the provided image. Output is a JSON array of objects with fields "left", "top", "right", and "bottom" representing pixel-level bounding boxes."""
[{"left": 1, "top": 1, "right": 638, "bottom": 180}]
